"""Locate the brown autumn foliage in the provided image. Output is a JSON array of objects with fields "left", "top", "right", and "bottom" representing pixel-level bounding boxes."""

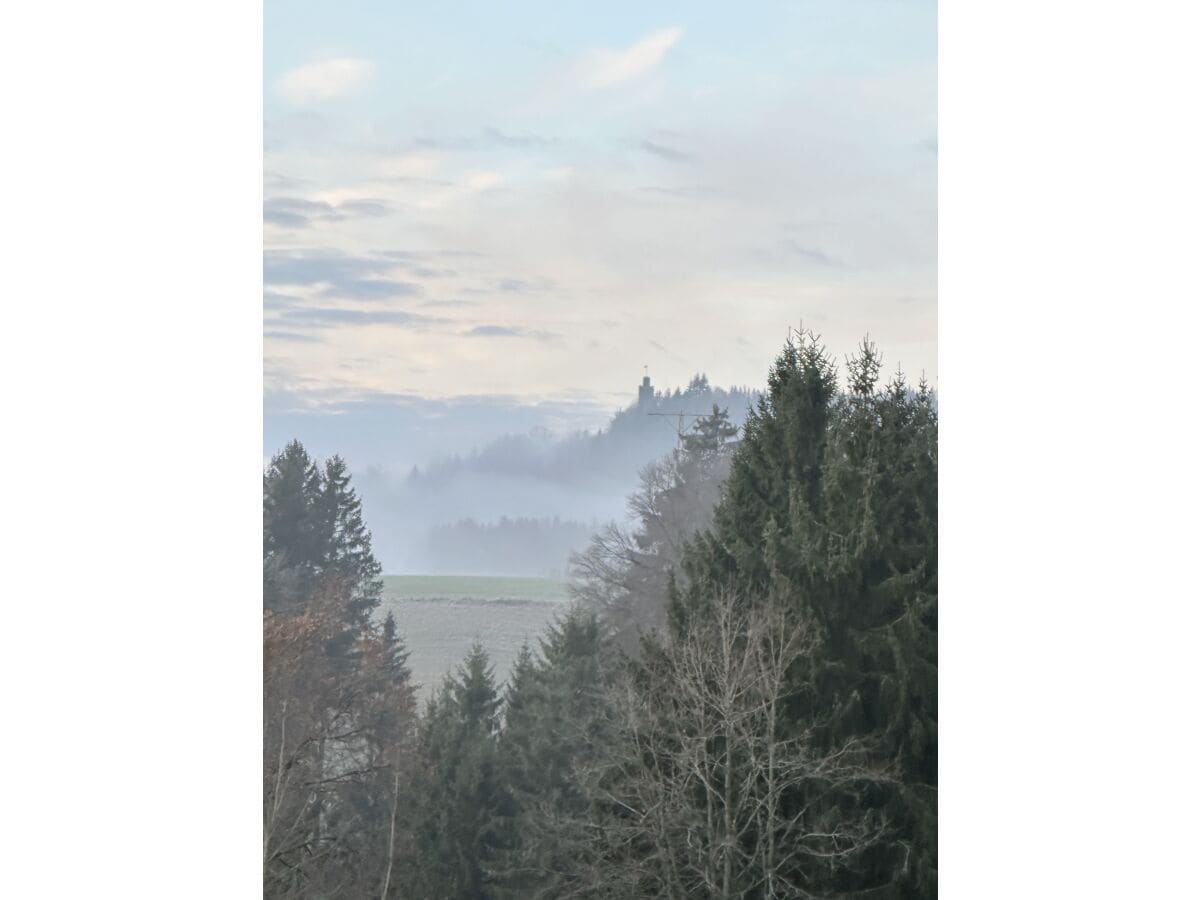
[{"left": 263, "top": 577, "right": 417, "bottom": 898}]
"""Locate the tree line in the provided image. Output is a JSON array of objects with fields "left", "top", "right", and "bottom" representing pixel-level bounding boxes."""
[{"left": 263, "top": 331, "right": 937, "bottom": 898}]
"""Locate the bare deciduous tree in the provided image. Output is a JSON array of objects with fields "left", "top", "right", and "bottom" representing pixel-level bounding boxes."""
[
  {"left": 576, "top": 592, "right": 888, "bottom": 899},
  {"left": 570, "top": 412, "right": 735, "bottom": 652},
  {"left": 263, "top": 580, "right": 417, "bottom": 898}
]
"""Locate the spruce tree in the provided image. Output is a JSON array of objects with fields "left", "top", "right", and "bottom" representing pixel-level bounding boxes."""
[
  {"left": 674, "top": 332, "right": 937, "bottom": 897},
  {"left": 414, "top": 643, "right": 507, "bottom": 899},
  {"left": 263, "top": 440, "right": 324, "bottom": 609},
  {"left": 493, "top": 611, "right": 614, "bottom": 897},
  {"left": 318, "top": 454, "right": 384, "bottom": 627},
  {"left": 263, "top": 442, "right": 384, "bottom": 633}
]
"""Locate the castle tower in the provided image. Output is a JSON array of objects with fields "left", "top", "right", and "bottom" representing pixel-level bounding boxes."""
[{"left": 638, "top": 372, "right": 654, "bottom": 411}]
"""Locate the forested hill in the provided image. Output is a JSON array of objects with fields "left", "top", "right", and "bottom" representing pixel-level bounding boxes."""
[
  {"left": 408, "top": 375, "right": 755, "bottom": 487},
  {"left": 356, "top": 376, "right": 760, "bottom": 574}
]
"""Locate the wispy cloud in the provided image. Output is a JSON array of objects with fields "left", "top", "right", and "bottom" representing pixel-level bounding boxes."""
[
  {"left": 482, "top": 126, "right": 559, "bottom": 149},
  {"left": 264, "top": 249, "right": 422, "bottom": 301},
  {"left": 319, "top": 280, "right": 421, "bottom": 301},
  {"left": 465, "top": 325, "right": 556, "bottom": 341},
  {"left": 412, "top": 127, "right": 560, "bottom": 152},
  {"left": 640, "top": 138, "right": 694, "bottom": 163},
  {"left": 276, "top": 58, "right": 375, "bottom": 105},
  {"left": 496, "top": 276, "right": 555, "bottom": 293},
  {"left": 784, "top": 240, "right": 842, "bottom": 267},
  {"left": 574, "top": 27, "right": 682, "bottom": 89},
  {"left": 265, "top": 330, "right": 326, "bottom": 344},
  {"left": 265, "top": 249, "right": 393, "bottom": 285},
  {"left": 274, "top": 307, "right": 446, "bottom": 329},
  {"left": 264, "top": 196, "right": 390, "bottom": 229}
]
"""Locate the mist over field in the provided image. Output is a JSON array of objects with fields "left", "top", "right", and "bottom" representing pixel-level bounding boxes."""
[{"left": 267, "top": 375, "right": 759, "bottom": 574}]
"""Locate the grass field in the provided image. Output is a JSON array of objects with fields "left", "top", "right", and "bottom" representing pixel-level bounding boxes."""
[
  {"left": 379, "top": 575, "right": 571, "bottom": 697},
  {"left": 381, "top": 574, "right": 569, "bottom": 602}
]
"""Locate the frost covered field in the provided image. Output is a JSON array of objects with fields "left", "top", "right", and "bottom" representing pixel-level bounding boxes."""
[{"left": 378, "top": 575, "right": 570, "bottom": 696}]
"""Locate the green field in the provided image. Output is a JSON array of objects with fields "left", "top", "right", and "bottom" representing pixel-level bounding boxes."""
[{"left": 379, "top": 575, "right": 571, "bottom": 696}]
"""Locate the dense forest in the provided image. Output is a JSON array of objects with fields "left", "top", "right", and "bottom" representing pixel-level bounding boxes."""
[{"left": 264, "top": 332, "right": 937, "bottom": 898}]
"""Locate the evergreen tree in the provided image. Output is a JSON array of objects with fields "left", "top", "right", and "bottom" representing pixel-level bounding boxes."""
[
  {"left": 380, "top": 611, "right": 412, "bottom": 686},
  {"left": 263, "top": 440, "right": 324, "bottom": 610},
  {"left": 413, "top": 643, "right": 508, "bottom": 899},
  {"left": 674, "top": 332, "right": 937, "bottom": 897},
  {"left": 680, "top": 402, "right": 739, "bottom": 463},
  {"left": 263, "top": 442, "right": 384, "bottom": 631},
  {"left": 493, "top": 611, "right": 615, "bottom": 897},
  {"left": 318, "top": 454, "right": 384, "bottom": 627}
]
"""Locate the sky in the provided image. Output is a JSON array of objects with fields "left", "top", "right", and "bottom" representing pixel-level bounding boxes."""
[{"left": 264, "top": 0, "right": 936, "bottom": 465}]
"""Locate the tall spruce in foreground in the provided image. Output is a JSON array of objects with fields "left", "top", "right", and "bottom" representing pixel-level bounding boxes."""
[{"left": 675, "top": 332, "right": 938, "bottom": 898}]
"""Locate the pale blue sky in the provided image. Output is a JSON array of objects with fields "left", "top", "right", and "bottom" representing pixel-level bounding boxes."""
[{"left": 264, "top": 0, "right": 936, "bottom": 436}]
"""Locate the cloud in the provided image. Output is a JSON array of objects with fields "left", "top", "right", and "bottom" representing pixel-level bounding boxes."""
[
  {"left": 640, "top": 139, "right": 694, "bottom": 163},
  {"left": 276, "top": 57, "right": 375, "bottom": 105},
  {"left": 338, "top": 199, "right": 390, "bottom": 217},
  {"left": 264, "top": 198, "right": 330, "bottom": 228},
  {"left": 320, "top": 280, "right": 421, "bottom": 301},
  {"left": 465, "top": 325, "right": 523, "bottom": 337},
  {"left": 372, "top": 151, "right": 441, "bottom": 180},
  {"left": 273, "top": 307, "right": 446, "bottom": 329},
  {"left": 265, "top": 172, "right": 310, "bottom": 191},
  {"left": 496, "top": 276, "right": 554, "bottom": 293},
  {"left": 264, "top": 249, "right": 421, "bottom": 300},
  {"left": 264, "top": 196, "right": 391, "bottom": 228},
  {"left": 264, "top": 291, "right": 304, "bottom": 310},
  {"left": 575, "top": 27, "right": 682, "bottom": 89},
  {"left": 464, "top": 325, "right": 555, "bottom": 341},
  {"left": 483, "top": 126, "right": 558, "bottom": 149},
  {"left": 784, "top": 240, "right": 842, "bottom": 267},
  {"left": 264, "top": 330, "right": 326, "bottom": 344}
]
